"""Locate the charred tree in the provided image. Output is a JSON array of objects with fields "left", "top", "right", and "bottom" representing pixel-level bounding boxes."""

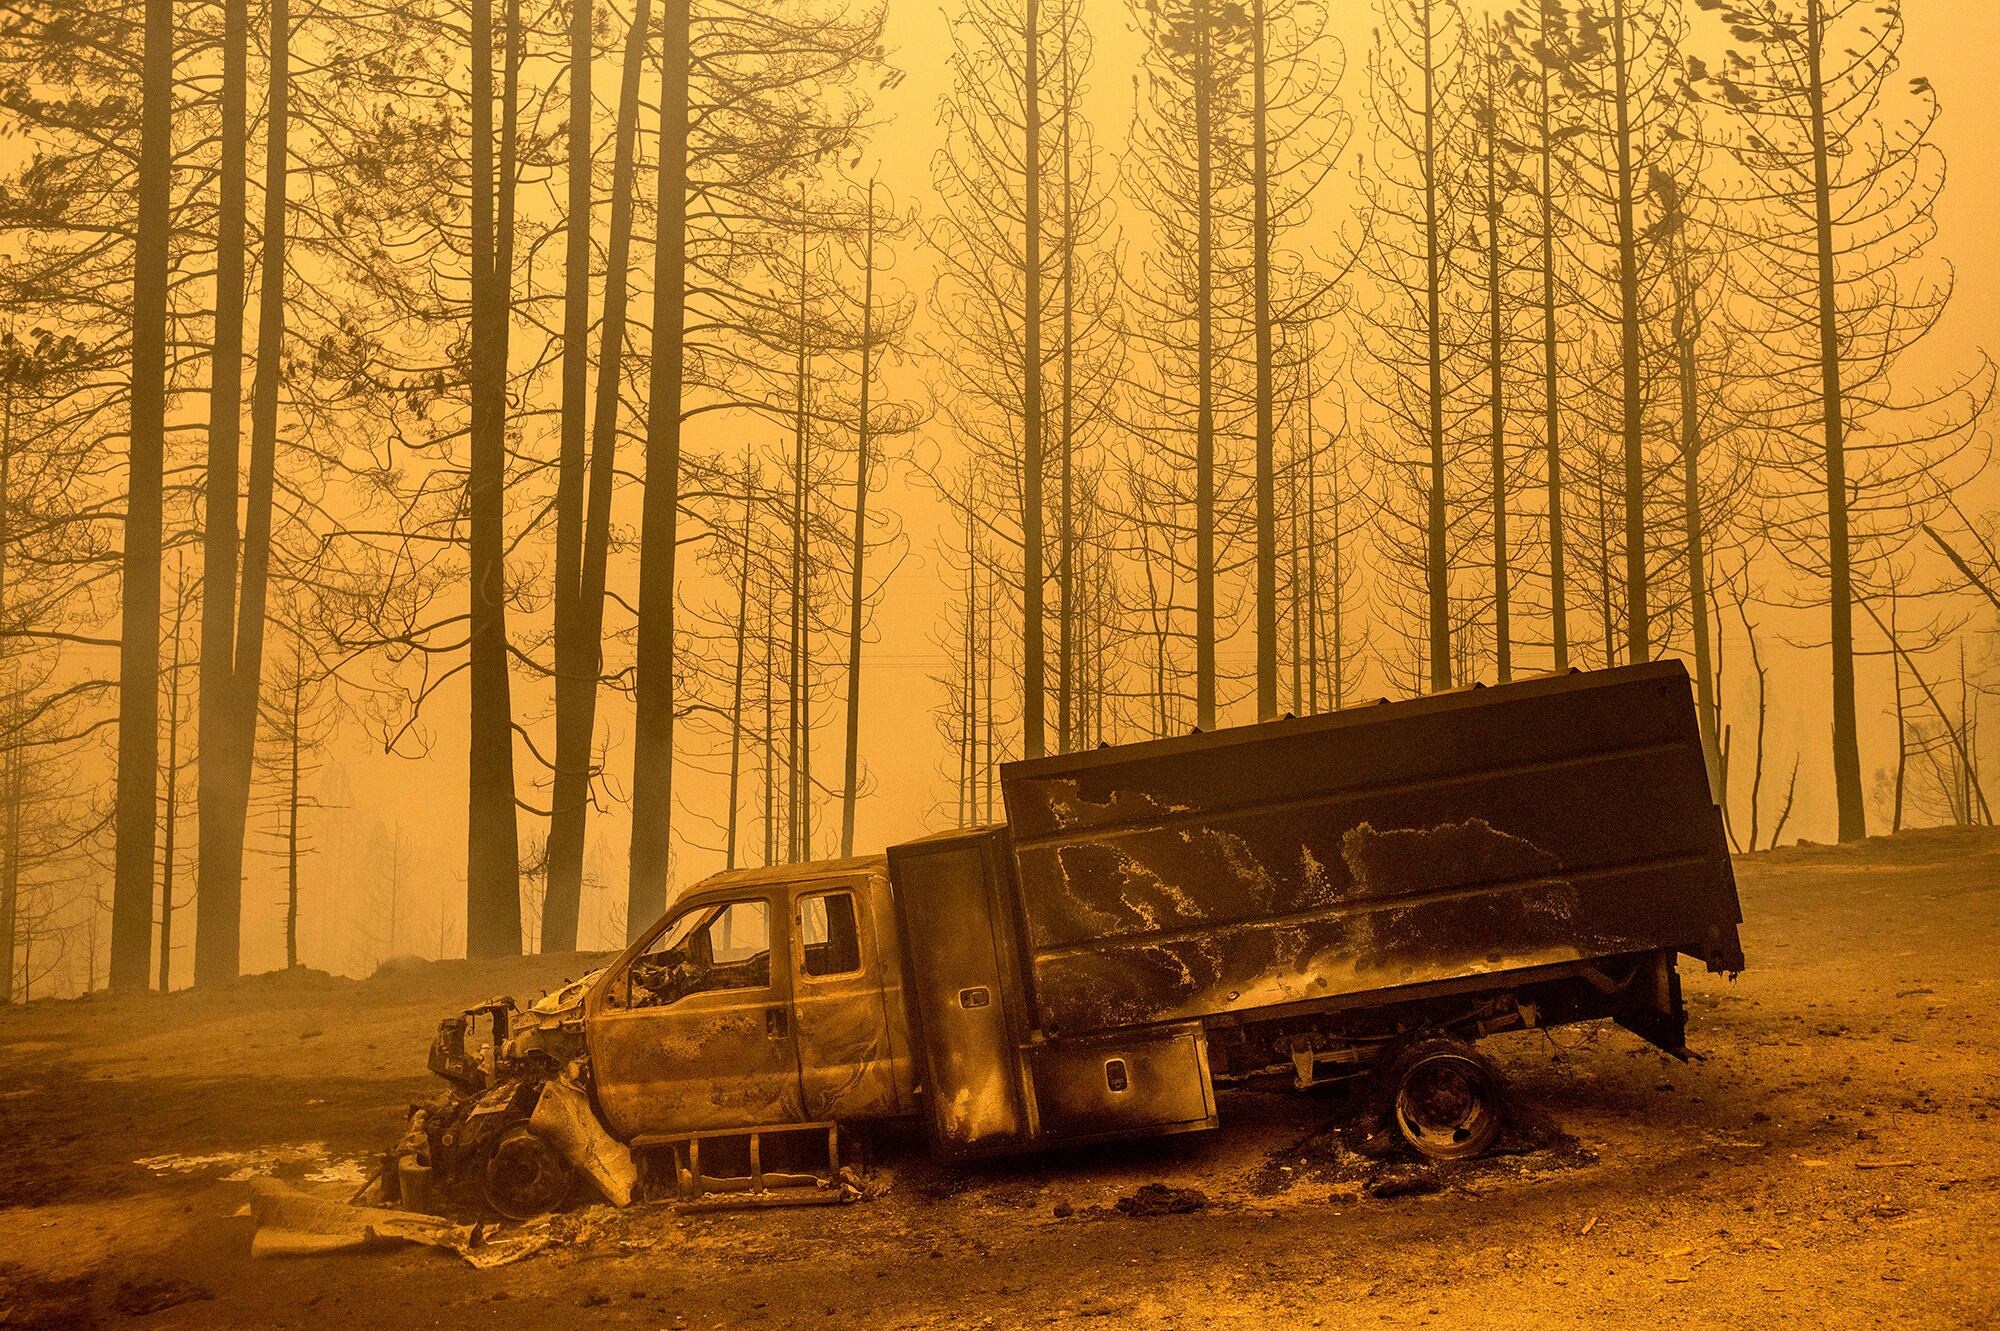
[{"left": 110, "top": 0, "right": 175, "bottom": 991}]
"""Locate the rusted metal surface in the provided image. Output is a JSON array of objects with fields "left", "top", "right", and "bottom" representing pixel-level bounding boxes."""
[
  {"left": 1025, "top": 1023, "right": 1217, "bottom": 1144},
  {"left": 1000, "top": 661, "right": 1745, "bottom": 1037},
  {"left": 791, "top": 872, "right": 911, "bottom": 1123},
  {"left": 583, "top": 861, "right": 916, "bottom": 1140},
  {"left": 885, "top": 829, "right": 1035, "bottom": 1153},
  {"left": 588, "top": 896, "right": 805, "bottom": 1138},
  {"left": 887, "top": 829, "right": 1225, "bottom": 1155}
]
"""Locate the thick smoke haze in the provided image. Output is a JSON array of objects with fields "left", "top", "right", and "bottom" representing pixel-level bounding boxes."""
[{"left": 0, "top": 0, "right": 1994, "bottom": 994}]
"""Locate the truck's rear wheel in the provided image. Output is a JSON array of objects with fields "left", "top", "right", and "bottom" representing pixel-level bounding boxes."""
[{"left": 1384, "top": 1038, "right": 1503, "bottom": 1161}]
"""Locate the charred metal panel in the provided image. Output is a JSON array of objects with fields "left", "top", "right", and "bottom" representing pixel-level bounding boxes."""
[
  {"left": 790, "top": 873, "right": 909, "bottom": 1123},
  {"left": 886, "top": 829, "right": 1036, "bottom": 1155},
  {"left": 585, "top": 892, "right": 806, "bottom": 1139},
  {"left": 860, "top": 864, "right": 922, "bottom": 1115},
  {"left": 1027, "top": 1024, "right": 1217, "bottom": 1143},
  {"left": 1000, "top": 662, "right": 1744, "bottom": 1037},
  {"left": 590, "top": 995, "right": 806, "bottom": 1139}
]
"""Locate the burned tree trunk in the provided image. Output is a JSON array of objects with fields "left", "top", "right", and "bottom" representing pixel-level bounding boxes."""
[
  {"left": 628, "top": 0, "right": 690, "bottom": 933},
  {"left": 545, "top": 0, "right": 648, "bottom": 951},
  {"left": 464, "top": 0, "right": 523, "bottom": 959},
  {"left": 545, "top": 0, "right": 598, "bottom": 952},
  {"left": 840, "top": 186, "right": 877, "bottom": 857},
  {"left": 110, "top": 0, "right": 175, "bottom": 991}
]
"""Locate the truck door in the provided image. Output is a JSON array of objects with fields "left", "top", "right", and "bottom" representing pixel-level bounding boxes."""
[
  {"left": 585, "top": 896, "right": 806, "bottom": 1139},
  {"left": 789, "top": 882, "right": 905, "bottom": 1122}
]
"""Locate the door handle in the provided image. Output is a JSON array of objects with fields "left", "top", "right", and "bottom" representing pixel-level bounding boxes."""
[{"left": 765, "top": 1006, "right": 789, "bottom": 1039}]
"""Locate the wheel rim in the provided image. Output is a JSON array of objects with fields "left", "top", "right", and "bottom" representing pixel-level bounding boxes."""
[
  {"left": 483, "top": 1126, "right": 573, "bottom": 1219},
  {"left": 1392, "top": 1054, "right": 1501, "bottom": 1161}
]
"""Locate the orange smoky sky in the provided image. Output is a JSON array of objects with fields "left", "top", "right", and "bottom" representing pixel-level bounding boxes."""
[{"left": 2, "top": 0, "right": 1994, "bottom": 982}]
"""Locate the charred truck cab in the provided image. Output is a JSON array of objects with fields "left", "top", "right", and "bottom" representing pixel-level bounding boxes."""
[
  {"left": 400, "top": 660, "right": 1745, "bottom": 1213},
  {"left": 582, "top": 859, "right": 917, "bottom": 1173}
]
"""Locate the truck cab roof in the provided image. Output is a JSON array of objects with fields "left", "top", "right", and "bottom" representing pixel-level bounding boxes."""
[{"left": 682, "top": 853, "right": 890, "bottom": 900}]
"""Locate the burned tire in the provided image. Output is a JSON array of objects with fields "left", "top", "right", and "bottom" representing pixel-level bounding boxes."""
[
  {"left": 1382, "top": 1038, "right": 1503, "bottom": 1162},
  {"left": 482, "top": 1125, "right": 574, "bottom": 1220}
]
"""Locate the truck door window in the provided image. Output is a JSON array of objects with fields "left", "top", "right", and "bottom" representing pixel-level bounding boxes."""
[
  {"left": 799, "top": 892, "right": 861, "bottom": 977},
  {"left": 626, "top": 900, "right": 771, "bottom": 1008}
]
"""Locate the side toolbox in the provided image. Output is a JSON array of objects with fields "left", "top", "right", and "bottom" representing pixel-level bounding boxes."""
[
  {"left": 887, "top": 827, "right": 1220, "bottom": 1158},
  {"left": 887, "top": 828, "right": 1037, "bottom": 1156},
  {"left": 1025, "top": 1023, "right": 1217, "bottom": 1146}
]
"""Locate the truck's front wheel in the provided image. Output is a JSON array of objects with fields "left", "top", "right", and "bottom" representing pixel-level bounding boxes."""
[
  {"left": 1383, "top": 1038, "right": 1503, "bottom": 1161},
  {"left": 483, "top": 1124, "right": 575, "bottom": 1219}
]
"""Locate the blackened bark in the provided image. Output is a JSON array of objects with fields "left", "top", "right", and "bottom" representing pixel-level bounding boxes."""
[
  {"left": 1021, "top": 0, "right": 1046, "bottom": 758},
  {"left": 465, "top": 0, "right": 524, "bottom": 959},
  {"left": 1481, "top": 37, "right": 1510, "bottom": 683},
  {"left": 111, "top": 0, "right": 174, "bottom": 991},
  {"left": 726, "top": 470, "right": 753, "bottom": 869},
  {"left": 546, "top": 0, "right": 647, "bottom": 950},
  {"left": 545, "top": 0, "right": 596, "bottom": 950},
  {"left": 200, "top": 0, "right": 289, "bottom": 984},
  {"left": 194, "top": 0, "right": 252, "bottom": 986},
  {"left": 1610, "top": 0, "right": 1648, "bottom": 664},
  {"left": 627, "top": 0, "right": 690, "bottom": 932},
  {"left": 1421, "top": 1, "right": 1450, "bottom": 692},
  {"left": 1537, "top": 36, "right": 1567, "bottom": 671},
  {"left": 1252, "top": 0, "right": 1276, "bottom": 719},
  {"left": 1194, "top": 1, "right": 1218, "bottom": 727},
  {"left": 1674, "top": 239, "right": 1718, "bottom": 791},
  {"left": 1804, "top": 0, "right": 1864, "bottom": 840},
  {"left": 840, "top": 186, "right": 876, "bottom": 857}
]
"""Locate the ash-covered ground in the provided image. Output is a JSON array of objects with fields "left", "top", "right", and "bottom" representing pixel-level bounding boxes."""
[{"left": 2, "top": 827, "right": 1997, "bottom": 1329}]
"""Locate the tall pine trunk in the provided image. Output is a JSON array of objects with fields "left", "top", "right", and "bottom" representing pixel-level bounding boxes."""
[
  {"left": 1303, "top": 342, "right": 1322, "bottom": 711},
  {"left": 0, "top": 738, "right": 17, "bottom": 1002},
  {"left": 1804, "top": 0, "right": 1864, "bottom": 840},
  {"left": 111, "top": 0, "right": 175, "bottom": 991},
  {"left": 2, "top": 406, "right": 15, "bottom": 999},
  {"left": 465, "top": 0, "right": 524, "bottom": 958},
  {"left": 1482, "top": 37, "right": 1510, "bottom": 683},
  {"left": 1421, "top": 2, "right": 1450, "bottom": 693},
  {"left": 1888, "top": 588, "right": 1905, "bottom": 831},
  {"left": 1056, "top": 54, "right": 1076, "bottom": 753},
  {"left": 1287, "top": 412, "right": 1303, "bottom": 711},
  {"left": 839, "top": 186, "right": 876, "bottom": 857},
  {"left": 1330, "top": 448, "right": 1346, "bottom": 708},
  {"left": 1251, "top": 0, "right": 1276, "bottom": 719},
  {"left": 1610, "top": 0, "right": 1648, "bottom": 664},
  {"left": 787, "top": 228, "right": 808, "bottom": 862},
  {"left": 545, "top": 0, "right": 647, "bottom": 949},
  {"left": 196, "top": 0, "right": 289, "bottom": 985},
  {"left": 628, "top": 0, "right": 690, "bottom": 934},
  {"left": 726, "top": 471, "right": 753, "bottom": 868},
  {"left": 159, "top": 587, "right": 188, "bottom": 990},
  {"left": 1194, "top": 3, "right": 1218, "bottom": 728},
  {"left": 284, "top": 669, "right": 301, "bottom": 969},
  {"left": 195, "top": 0, "right": 251, "bottom": 986},
  {"left": 963, "top": 505, "right": 977, "bottom": 822},
  {"left": 1674, "top": 237, "right": 1719, "bottom": 791},
  {"left": 218, "top": 0, "right": 289, "bottom": 983},
  {"left": 545, "top": 0, "right": 595, "bottom": 949},
  {"left": 1536, "top": 24, "right": 1567, "bottom": 671},
  {"left": 761, "top": 569, "right": 776, "bottom": 866},
  {"left": 1021, "top": 0, "right": 1047, "bottom": 758}
]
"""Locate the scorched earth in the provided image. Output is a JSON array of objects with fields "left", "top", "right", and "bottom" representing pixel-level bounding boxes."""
[{"left": 1, "top": 826, "right": 1996, "bottom": 1329}]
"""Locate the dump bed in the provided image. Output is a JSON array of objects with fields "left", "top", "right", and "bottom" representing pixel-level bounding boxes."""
[{"left": 999, "top": 661, "right": 1744, "bottom": 1037}]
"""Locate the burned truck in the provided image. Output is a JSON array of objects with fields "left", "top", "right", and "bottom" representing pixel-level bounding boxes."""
[{"left": 398, "top": 660, "right": 1744, "bottom": 1216}]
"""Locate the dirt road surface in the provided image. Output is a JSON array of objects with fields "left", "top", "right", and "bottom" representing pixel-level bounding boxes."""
[{"left": 3, "top": 827, "right": 1997, "bottom": 1329}]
